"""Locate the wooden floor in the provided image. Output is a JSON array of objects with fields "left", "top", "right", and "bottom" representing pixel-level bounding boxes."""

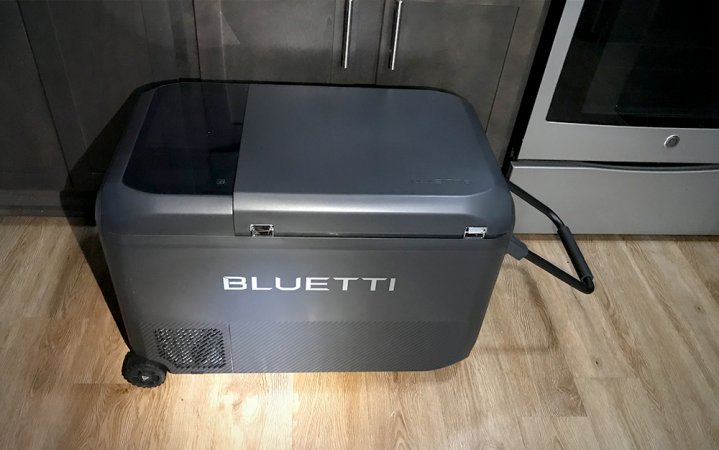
[{"left": 0, "top": 216, "right": 718, "bottom": 449}]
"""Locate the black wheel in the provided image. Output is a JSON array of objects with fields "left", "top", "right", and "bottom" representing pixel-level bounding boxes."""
[{"left": 122, "top": 352, "right": 167, "bottom": 388}]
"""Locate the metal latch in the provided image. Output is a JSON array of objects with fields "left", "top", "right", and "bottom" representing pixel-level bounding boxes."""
[
  {"left": 250, "top": 224, "right": 274, "bottom": 237},
  {"left": 464, "top": 226, "right": 487, "bottom": 239}
]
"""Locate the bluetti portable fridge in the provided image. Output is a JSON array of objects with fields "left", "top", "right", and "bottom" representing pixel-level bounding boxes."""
[{"left": 97, "top": 82, "right": 594, "bottom": 387}]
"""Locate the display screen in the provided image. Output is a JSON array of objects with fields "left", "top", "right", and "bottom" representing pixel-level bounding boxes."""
[
  {"left": 547, "top": 0, "right": 719, "bottom": 128},
  {"left": 123, "top": 82, "right": 248, "bottom": 195}
]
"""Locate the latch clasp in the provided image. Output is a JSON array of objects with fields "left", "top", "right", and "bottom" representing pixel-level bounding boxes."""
[
  {"left": 250, "top": 224, "right": 274, "bottom": 237},
  {"left": 464, "top": 226, "right": 487, "bottom": 239}
]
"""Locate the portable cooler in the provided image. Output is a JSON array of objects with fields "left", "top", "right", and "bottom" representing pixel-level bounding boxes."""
[{"left": 97, "top": 82, "right": 594, "bottom": 388}]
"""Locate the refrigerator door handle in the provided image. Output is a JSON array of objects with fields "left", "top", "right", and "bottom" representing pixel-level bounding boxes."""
[{"left": 508, "top": 181, "right": 595, "bottom": 294}]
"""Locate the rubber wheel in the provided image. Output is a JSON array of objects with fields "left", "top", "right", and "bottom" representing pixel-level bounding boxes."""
[{"left": 122, "top": 352, "right": 167, "bottom": 388}]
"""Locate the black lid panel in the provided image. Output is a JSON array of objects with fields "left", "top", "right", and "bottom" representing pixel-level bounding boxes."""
[{"left": 123, "top": 82, "right": 248, "bottom": 195}]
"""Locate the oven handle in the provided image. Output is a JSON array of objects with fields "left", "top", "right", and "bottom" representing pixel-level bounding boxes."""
[{"left": 507, "top": 181, "right": 595, "bottom": 294}]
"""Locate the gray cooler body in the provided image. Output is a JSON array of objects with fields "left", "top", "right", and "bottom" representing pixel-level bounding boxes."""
[{"left": 97, "top": 82, "right": 517, "bottom": 374}]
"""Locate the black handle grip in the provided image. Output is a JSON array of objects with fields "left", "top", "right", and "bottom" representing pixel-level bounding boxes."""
[
  {"left": 557, "top": 224, "right": 593, "bottom": 286},
  {"left": 509, "top": 181, "right": 595, "bottom": 294}
]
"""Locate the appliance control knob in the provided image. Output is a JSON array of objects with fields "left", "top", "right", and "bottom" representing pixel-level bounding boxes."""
[{"left": 664, "top": 134, "right": 680, "bottom": 148}]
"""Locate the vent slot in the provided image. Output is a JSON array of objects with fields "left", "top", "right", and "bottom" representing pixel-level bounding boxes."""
[{"left": 154, "top": 328, "right": 227, "bottom": 370}]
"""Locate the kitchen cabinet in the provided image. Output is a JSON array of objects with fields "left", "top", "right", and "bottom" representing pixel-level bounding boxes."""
[
  {"left": 18, "top": 0, "right": 199, "bottom": 190},
  {"left": 375, "top": 0, "right": 516, "bottom": 131},
  {"left": 331, "top": 0, "right": 387, "bottom": 84},
  {"left": 196, "top": 0, "right": 339, "bottom": 82},
  {"left": 1, "top": 0, "right": 549, "bottom": 213},
  {"left": 195, "top": 0, "right": 385, "bottom": 84},
  {"left": 0, "top": 2, "right": 68, "bottom": 191},
  {"left": 378, "top": 0, "right": 550, "bottom": 155},
  {"left": 373, "top": 0, "right": 550, "bottom": 156},
  {"left": 196, "top": 0, "right": 549, "bottom": 159}
]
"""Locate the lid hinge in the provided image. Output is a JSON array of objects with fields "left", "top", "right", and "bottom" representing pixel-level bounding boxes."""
[
  {"left": 250, "top": 224, "right": 274, "bottom": 237},
  {"left": 464, "top": 226, "right": 487, "bottom": 239}
]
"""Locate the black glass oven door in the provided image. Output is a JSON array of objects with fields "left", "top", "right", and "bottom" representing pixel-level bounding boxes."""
[{"left": 547, "top": 0, "right": 719, "bottom": 128}]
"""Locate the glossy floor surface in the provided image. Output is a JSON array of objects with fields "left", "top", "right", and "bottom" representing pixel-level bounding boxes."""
[{"left": 0, "top": 217, "right": 717, "bottom": 449}]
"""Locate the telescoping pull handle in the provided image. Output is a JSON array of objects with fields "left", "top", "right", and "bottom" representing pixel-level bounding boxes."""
[{"left": 508, "top": 181, "right": 595, "bottom": 294}]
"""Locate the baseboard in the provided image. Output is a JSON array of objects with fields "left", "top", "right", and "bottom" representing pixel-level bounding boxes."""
[{"left": 0, "top": 189, "right": 95, "bottom": 218}]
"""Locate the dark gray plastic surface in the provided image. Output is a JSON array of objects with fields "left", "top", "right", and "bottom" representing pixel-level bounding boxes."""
[
  {"left": 99, "top": 232, "right": 510, "bottom": 373},
  {"left": 234, "top": 84, "right": 513, "bottom": 237},
  {"left": 98, "top": 82, "right": 516, "bottom": 374}
]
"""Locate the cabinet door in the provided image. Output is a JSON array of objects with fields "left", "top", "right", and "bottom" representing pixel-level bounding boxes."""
[
  {"left": 485, "top": 0, "right": 548, "bottom": 161},
  {"left": 19, "top": 0, "right": 199, "bottom": 190},
  {"left": 330, "top": 0, "right": 386, "bottom": 84},
  {"left": 0, "top": 2, "right": 68, "bottom": 190},
  {"left": 196, "top": 0, "right": 341, "bottom": 82},
  {"left": 376, "top": 0, "right": 517, "bottom": 146}
]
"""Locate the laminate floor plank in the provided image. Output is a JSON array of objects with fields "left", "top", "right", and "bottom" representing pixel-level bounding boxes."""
[{"left": 519, "top": 416, "right": 600, "bottom": 449}]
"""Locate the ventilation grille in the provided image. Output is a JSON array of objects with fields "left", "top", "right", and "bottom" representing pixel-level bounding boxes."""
[{"left": 153, "top": 328, "right": 227, "bottom": 370}]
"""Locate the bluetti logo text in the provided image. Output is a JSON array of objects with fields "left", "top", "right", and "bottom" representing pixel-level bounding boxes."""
[{"left": 222, "top": 276, "right": 397, "bottom": 292}]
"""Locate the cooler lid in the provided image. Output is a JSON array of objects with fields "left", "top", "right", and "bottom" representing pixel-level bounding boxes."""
[
  {"left": 123, "top": 82, "right": 248, "bottom": 196},
  {"left": 233, "top": 84, "right": 513, "bottom": 238}
]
